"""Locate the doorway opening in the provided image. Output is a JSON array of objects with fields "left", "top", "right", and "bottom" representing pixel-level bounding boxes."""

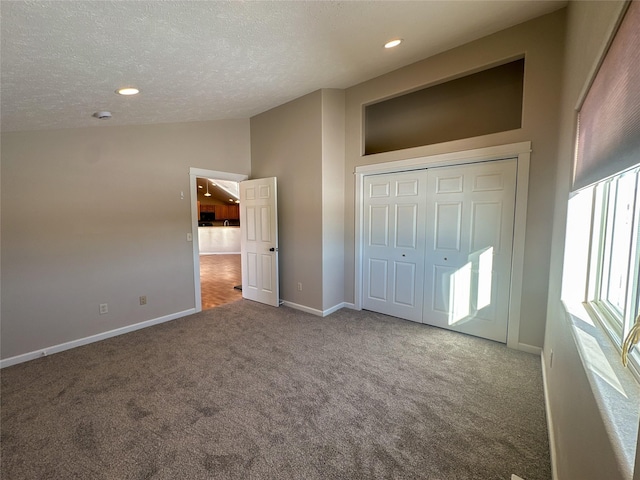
[
  {"left": 197, "top": 176, "right": 242, "bottom": 309},
  {"left": 189, "top": 168, "right": 248, "bottom": 312}
]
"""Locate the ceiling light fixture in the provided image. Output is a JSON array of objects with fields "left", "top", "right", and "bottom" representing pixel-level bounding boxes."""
[
  {"left": 116, "top": 87, "right": 140, "bottom": 96},
  {"left": 384, "top": 39, "right": 402, "bottom": 49},
  {"left": 204, "top": 182, "right": 212, "bottom": 197},
  {"left": 92, "top": 111, "right": 112, "bottom": 119}
]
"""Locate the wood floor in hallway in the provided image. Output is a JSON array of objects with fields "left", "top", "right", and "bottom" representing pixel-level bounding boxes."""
[{"left": 200, "top": 254, "right": 242, "bottom": 310}]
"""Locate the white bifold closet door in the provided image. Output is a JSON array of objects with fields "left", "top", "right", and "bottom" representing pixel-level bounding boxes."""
[
  {"left": 363, "top": 171, "right": 428, "bottom": 323},
  {"left": 362, "top": 159, "right": 517, "bottom": 343},
  {"left": 423, "top": 159, "right": 517, "bottom": 342}
]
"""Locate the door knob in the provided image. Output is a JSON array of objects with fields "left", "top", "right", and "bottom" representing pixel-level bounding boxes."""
[{"left": 269, "top": 247, "right": 276, "bottom": 252}]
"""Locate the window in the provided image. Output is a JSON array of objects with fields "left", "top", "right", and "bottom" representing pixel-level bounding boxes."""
[
  {"left": 569, "top": 0, "right": 640, "bottom": 377},
  {"left": 580, "top": 166, "right": 640, "bottom": 376}
]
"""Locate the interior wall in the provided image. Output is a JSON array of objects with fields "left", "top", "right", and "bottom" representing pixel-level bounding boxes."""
[
  {"left": 250, "top": 91, "right": 324, "bottom": 310},
  {"left": 344, "top": 10, "right": 566, "bottom": 349},
  {"left": 321, "top": 89, "right": 346, "bottom": 311},
  {"left": 543, "top": 1, "right": 633, "bottom": 479},
  {"left": 364, "top": 58, "right": 525, "bottom": 154},
  {"left": 1, "top": 119, "right": 251, "bottom": 360}
]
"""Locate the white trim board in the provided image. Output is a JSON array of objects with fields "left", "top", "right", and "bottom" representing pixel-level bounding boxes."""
[
  {"left": 189, "top": 168, "right": 248, "bottom": 183},
  {"left": 355, "top": 141, "right": 532, "bottom": 175},
  {"left": 541, "top": 350, "right": 560, "bottom": 480},
  {"left": 354, "top": 141, "right": 531, "bottom": 351},
  {"left": 0, "top": 308, "right": 196, "bottom": 369},
  {"left": 282, "top": 301, "right": 352, "bottom": 317},
  {"left": 518, "top": 343, "right": 543, "bottom": 356}
]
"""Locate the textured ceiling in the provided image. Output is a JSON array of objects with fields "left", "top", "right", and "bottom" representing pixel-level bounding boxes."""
[{"left": 1, "top": 1, "right": 566, "bottom": 132}]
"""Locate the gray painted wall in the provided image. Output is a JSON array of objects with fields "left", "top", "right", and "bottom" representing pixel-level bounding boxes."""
[
  {"left": 543, "top": 1, "right": 636, "bottom": 479},
  {"left": 321, "top": 90, "right": 346, "bottom": 311},
  {"left": 250, "top": 91, "right": 325, "bottom": 310},
  {"left": 1, "top": 119, "right": 251, "bottom": 359},
  {"left": 344, "top": 10, "right": 566, "bottom": 349},
  {"left": 250, "top": 89, "right": 346, "bottom": 313}
]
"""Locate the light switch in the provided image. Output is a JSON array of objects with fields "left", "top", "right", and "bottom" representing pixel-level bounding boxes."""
[{"left": 186, "top": 233, "right": 193, "bottom": 242}]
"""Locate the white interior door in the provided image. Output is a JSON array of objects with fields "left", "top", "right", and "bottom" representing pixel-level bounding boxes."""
[
  {"left": 423, "top": 159, "right": 517, "bottom": 342},
  {"left": 362, "top": 171, "right": 427, "bottom": 322},
  {"left": 240, "top": 177, "right": 279, "bottom": 307}
]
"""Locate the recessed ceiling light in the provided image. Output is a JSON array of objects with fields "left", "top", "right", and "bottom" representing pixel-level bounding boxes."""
[
  {"left": 384, "top": 39, "right": 402, "bottom": 49},
  {"left": 116, "top": 87, "right": 140, "bottom": 96}
]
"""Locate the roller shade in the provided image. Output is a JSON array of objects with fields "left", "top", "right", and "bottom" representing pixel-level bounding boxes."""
[{"left": 574, "top": 1, "right": 640, "bottom": 191}]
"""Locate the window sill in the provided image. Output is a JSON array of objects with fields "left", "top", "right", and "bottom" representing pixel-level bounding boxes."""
[{"left": 563, "top": 300, "right": 640, "bottom": 480}]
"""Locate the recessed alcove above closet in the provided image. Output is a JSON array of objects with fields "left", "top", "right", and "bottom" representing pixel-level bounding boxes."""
[{"left": 364, "top": 58, "right": 525, "bottom": 155}]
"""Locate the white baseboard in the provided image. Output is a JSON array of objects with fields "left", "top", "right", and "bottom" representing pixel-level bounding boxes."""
[
  {"left": 281, "top": 301, "right": 351, "bottom": 317},
  {"left": 322, "top": 302, "right": 350, "bottom": 316},
  {"left": 0, "top": 308, "right": 196, "bottom": 369},
  {"left": 282, "top": 301, "right": 323, "bottom": 316},
  {"left": 541, "top": 350, "right": 559, "bottom": 480},
  {"left": 518, "top": 342, "right": 542, "bottom": 355}
]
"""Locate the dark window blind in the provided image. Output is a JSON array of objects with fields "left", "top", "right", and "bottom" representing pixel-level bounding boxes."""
[{"left": 574, "top": 1, "right": 640, "bottom": 191}]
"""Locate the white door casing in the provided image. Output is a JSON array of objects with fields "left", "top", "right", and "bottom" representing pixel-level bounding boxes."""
[
  {"left": 423, "top": 159, "right": 517, "bottom": 342},
  {"left": 240, "top": 177, "right": 279, "bottom": 307},
  {"left": 363, "top": 171, "right": 427, "bottom": 322}
]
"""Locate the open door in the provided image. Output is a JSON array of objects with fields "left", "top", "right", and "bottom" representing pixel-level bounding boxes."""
[{"left": 239, "top": 177, "right": 279, "bottom": 307}]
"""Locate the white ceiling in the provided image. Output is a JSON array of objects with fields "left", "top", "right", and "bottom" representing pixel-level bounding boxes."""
[{"left": 1, "top": 0, "right": 566, "bottom": 133}]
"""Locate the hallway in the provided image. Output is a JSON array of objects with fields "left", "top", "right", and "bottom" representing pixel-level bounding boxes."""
[{"left": 200, "top": 254, "right": 242, "bottom": 309}]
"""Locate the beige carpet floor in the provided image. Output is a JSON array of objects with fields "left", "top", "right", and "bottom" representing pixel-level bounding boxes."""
[{"left": 1, "top": 300, "right": 550, "bottom": 479}]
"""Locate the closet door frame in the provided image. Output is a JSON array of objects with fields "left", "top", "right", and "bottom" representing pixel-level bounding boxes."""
[{"left": 354, "top": 141, "right": 531, "bottom": 352}]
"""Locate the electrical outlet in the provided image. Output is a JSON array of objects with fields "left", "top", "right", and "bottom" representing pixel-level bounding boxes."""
[
  {"left": 139, "top": 296, "right": 147, "bottom": 306},
  {"left": 99, "top": 303, "right": 108, "bottom": 315},
  {"left": 297, "top": 282, "right": 303, "bottom": 291}
]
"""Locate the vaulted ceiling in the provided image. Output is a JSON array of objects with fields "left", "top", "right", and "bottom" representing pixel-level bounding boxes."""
[
  {"left": 197, "top": 177, "right": 239, "bottom": 204},
  {"left": 1, "top": 1, "right": 566, "bottom": 132}
]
